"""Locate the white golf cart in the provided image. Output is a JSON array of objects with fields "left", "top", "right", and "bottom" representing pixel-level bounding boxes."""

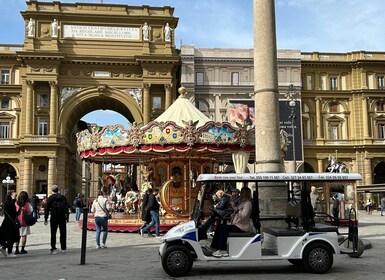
[{"left": 159, "top": 173, "right": 364, "bottom": 277}]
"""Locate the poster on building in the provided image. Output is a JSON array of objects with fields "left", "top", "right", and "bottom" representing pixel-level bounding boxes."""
[
  {"left": 228, "top": 99, "right": 255, "bottom": 127},
  {"left": 228, "top": 99, "right": 303, "bottom": 162}
]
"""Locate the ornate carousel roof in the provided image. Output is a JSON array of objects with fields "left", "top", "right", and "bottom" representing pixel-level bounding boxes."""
[{"left": 77, "top": 87, "right": 255, "bottom": 164}]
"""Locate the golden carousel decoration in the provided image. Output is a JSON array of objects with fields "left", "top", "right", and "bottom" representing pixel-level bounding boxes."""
[{"left": 77, "top": 87, "right": 256, "bottom": 231}]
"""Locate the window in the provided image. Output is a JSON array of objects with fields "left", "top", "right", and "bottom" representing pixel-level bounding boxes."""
[
  {"left": 39, "top": 94, "right": 49, "bottom": 107},
  {"left": 38, "top": 120, "right": 48, "bottom": 135},
  {"left": 1, "top": 99, "right": 10, "bottom": 109},
  {"left": 196, "top": 72, "right": 204, "bottom": 85},
  {"left": 330, "top": 77, "right": 338, "bottom": 90},
  {"left": 378, "top": 76, "right": 384, "bottom": 90},
  {"left": 306, "top": 75, "right": 312, "bottom": 90},
  {"left": 0, "top": 122, "right": 10, "bottom": 138},
  {"left": 231, "top": 72, "right": 239, "bottom": 86},
  {"left": 329, "top": 124, "right": 339, "bottom": 140},
  {"left": 1, "top": 69, "right": 10, "bottom": 85},
  {"left": 376, "top": 101, "right": 385, "bottom": 112},
  {"left": 152, "top": 96, "right": 162, "bottom": 109},
  {"left": 195, "top": 100, "right": 208, "bottom": 112},
  {"left": 379, "top": 124, "right": 385, "bottom": 139}
]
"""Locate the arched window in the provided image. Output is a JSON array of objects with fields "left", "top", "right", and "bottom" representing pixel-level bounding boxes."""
[{"left": 329, "top": 102, "right": 339, "bottom": 113}]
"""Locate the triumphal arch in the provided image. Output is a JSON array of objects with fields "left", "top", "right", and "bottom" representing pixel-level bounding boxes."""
[{"left": 0, "top": 1, "right": 179, "bottom": 198}]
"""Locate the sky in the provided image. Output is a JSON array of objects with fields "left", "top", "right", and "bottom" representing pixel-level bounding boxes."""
[{"left": 1, "top": 0, "right": 385, "bottom": 127}]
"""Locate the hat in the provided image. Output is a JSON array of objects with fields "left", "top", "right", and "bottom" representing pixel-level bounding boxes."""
[
  {"left": 231, "top": 188, "right": 240, "bottom": 194},
  {"left": 51, "top": 185, "right": 59, "bottom": 192}
]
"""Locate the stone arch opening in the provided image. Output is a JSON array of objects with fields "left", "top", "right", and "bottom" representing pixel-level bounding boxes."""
[
  {"left": 59, "top": 86, "right": 143, "bottom": 143},
  {"left": 373, "top": 161, "right": 385, "bottom": 184}
]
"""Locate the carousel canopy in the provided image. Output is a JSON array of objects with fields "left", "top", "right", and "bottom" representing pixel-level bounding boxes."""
[
  {"left": 76, "top": 87, "right": 256, "bottom": 164},
  {"left": 155, "top": 88, "right": 210, "bottom": 128}
]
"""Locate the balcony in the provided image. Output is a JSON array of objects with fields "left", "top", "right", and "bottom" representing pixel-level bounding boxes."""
[
  {"left": 0, "top": 139, "right": 16, "bottom": 145},
  {"left": 31, "top": 136, "right": 49, "bottom": 142}
]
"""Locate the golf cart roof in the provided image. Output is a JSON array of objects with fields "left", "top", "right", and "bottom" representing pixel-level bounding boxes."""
[{"left": 197, "top": 173, "right": 362, "bottom": 182}]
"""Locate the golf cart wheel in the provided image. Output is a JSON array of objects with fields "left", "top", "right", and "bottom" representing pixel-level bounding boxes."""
[
  {"left": 303, "top": 242, "right": 333, "bottom": 274},
  {"left": 288, "top": 259, "right": 303, "bottom": 266},
  {"left": 347, "top": 238, "right": 364, "bottom": 258},
  {"left": 162, "top": 245, "right": 193, "bottom": 277}
]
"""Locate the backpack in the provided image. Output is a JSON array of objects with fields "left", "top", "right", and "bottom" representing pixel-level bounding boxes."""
[{"left": 51, "top": 195, "right": 68, "bottom": 217}]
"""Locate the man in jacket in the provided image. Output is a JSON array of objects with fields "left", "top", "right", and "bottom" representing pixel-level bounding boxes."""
[
  {"left": 44, "top": 185, "right": 69, "bottom": 255},
  {"left": 140, "top": 188, "right": 160, "bottom": 237}
]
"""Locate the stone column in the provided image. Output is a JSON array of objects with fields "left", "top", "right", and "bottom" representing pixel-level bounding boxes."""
[
  {"left": 49, "top": 81, "right": 58, "bottom": 136},
  {"left": 23, "top": 157, "right": 32, "bottom": 193},
  {"left": 317, "top": 158, "right": 324, "bottom": 173},
  {"left": 25, "top": 80, "right": 34, "bottom": 135},
  {"left": 315, "top": 97, "right": 322, "bottom": 139},
  {"left": 142, "top": 83, "right": 151, "bottom": 124},
  {"left": 253, "top": 0, "right": 282, "bottom": 173},
  {"left": 214, "top": 93, "right": 221, "bottom": 122},
  {"left": 164, "top": 83, "right": 172, "bottom": 109},
  {"left": 362, "top": 96, "right": 369, "bottom": 138},
  {"left": 48, "top": 157, "right": 57, "bottom": 193},
  {"left": 364, "top": 157, "right": 372, "bottom": 185}
]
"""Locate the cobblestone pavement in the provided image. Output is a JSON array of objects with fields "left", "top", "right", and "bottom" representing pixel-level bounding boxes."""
[{"left": 0, "top": 210, "right": 384, "bottom": 280}]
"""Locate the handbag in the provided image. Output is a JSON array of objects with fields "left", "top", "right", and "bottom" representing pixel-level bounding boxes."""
[
  {"left": 22, "top": 208, "right": 37, "bottom": 226},
  {"left": 4, "top": 209, "right": 21, "bottom": 229},
  {"left": 97, "top": 199, "right": 112, "bottom": 219}
]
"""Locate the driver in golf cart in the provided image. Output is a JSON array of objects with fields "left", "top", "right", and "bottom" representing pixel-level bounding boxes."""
[{"left": 209, "top": 186, "right": 253, "bottom": 257}]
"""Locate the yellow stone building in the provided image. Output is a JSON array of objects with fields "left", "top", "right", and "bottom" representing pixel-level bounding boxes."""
[
  {"left": 0, "top": 1, "right": 179, "bottom": 199},
  {"left": 301, "top": 51, "right": 385, "bottom": 186}
]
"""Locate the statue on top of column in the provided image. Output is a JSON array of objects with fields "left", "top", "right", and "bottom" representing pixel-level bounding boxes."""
[
  {"left": 164, "top": 23, "right": 172, "bottom": 42},
  {"left": 51, "top": 19, "right": 59, "bottom": 38},
  {"left": 142, "top": 22, "right": 150, "bottom": 41},
  {"left": 27, "top": 18, "right": 35, "bottom": 38}
]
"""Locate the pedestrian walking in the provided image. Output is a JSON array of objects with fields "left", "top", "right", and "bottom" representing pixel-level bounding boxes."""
[
  {"left": 381, "top": 196, "right": 385, "bottom": 216},
  {"left": 72, "top": 193, "right": 84, "bottom": 222},
  {"left": 44, "top": 185, "right": 70, "bottom": 255},
  {"left": 0, "top": 192, "right": 20, "bottom": 257},
  {"left": 29, "top": 192, "right": 40, "bottom": 220},
  {"left": 91, "top": 187, "right": 110, "bottom": 249},
  {"left": 15, "top": 191, "right": 33, "bottom": 254},
  {"left": 138, "top": 188, "right": 151, "bottom": 234},
  {"left": 140, "top": 188, "right": 160, "bottom": 237}
]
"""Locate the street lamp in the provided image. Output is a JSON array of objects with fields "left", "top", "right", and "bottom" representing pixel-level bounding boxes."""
[
  {"left": 286, "top": 84, "right": 297, "bottom": 173},
  {"left": 2, "top": 175, "right": 14, "bottom": 194}
]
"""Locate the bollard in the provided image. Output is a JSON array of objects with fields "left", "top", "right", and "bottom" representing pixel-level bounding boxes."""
[{"left": 80, "top": 206, "right": 88, "bottom": 265}]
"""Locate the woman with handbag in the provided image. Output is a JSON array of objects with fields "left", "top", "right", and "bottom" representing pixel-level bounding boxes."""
[
  {"left": 15, "top": 191, "right": 33, "bottom": 254},
  {"left": 91, "top": 187, "right": 111, "bottom": 249},
  {"left": 0, "top": 192, "right": 20, "bottom": 257}
]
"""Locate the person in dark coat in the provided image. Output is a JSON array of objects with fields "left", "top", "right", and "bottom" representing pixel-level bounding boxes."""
[
  {"left": 138, "top": 188, "right": 151, "bottom": 233},
  {"left": 0, "top": 192, "right": 20, "bottom": 257}
]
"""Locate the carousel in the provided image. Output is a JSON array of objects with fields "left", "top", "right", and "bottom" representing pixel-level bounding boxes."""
[{"left": 77, "top": 87, "right": 259, "bottom": 232}]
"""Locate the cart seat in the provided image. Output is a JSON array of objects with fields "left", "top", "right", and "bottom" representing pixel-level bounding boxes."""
[
  {"left": 228, "top": 231, "right": 256, "bottom": 237},
  {"left": 311, "top": 223, "right": 338, "bottom": 233},
  {"left": 263, "top": 227, "right": 304, "bottom": 237}
]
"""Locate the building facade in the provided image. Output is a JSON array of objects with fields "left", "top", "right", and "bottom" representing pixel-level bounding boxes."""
[
  {"left": 180, "top": 45, "right": 303, "bottom": 172},
  {"left": 0, "top": 1, "right": 180, "bottom": 200},
  {"left": 180, "top": 46, "right": 385, "bottom": 186},
  {"left": 301, "top": 51, "right": 385, "bottom": 186}
]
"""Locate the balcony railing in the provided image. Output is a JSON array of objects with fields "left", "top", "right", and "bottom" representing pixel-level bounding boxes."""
[
  {"left": 31, "top": 136, "right": 49, "bottom": 142},
  {"left": 0, "top": 139, "right": 15, "bottom": 145}
]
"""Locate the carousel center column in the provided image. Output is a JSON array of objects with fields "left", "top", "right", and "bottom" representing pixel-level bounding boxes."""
[
  {"left": 143, "top": 83, "right": 151, "bottom": 124},
  {"left": 48, "top": 157, "right": 57, "bottom": 194},
  {"left": 25, "top": 80, "right": 34, "bottom": 135},
  {"left": 49, "top": 81, "right": 58, "bottom": 136}
]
